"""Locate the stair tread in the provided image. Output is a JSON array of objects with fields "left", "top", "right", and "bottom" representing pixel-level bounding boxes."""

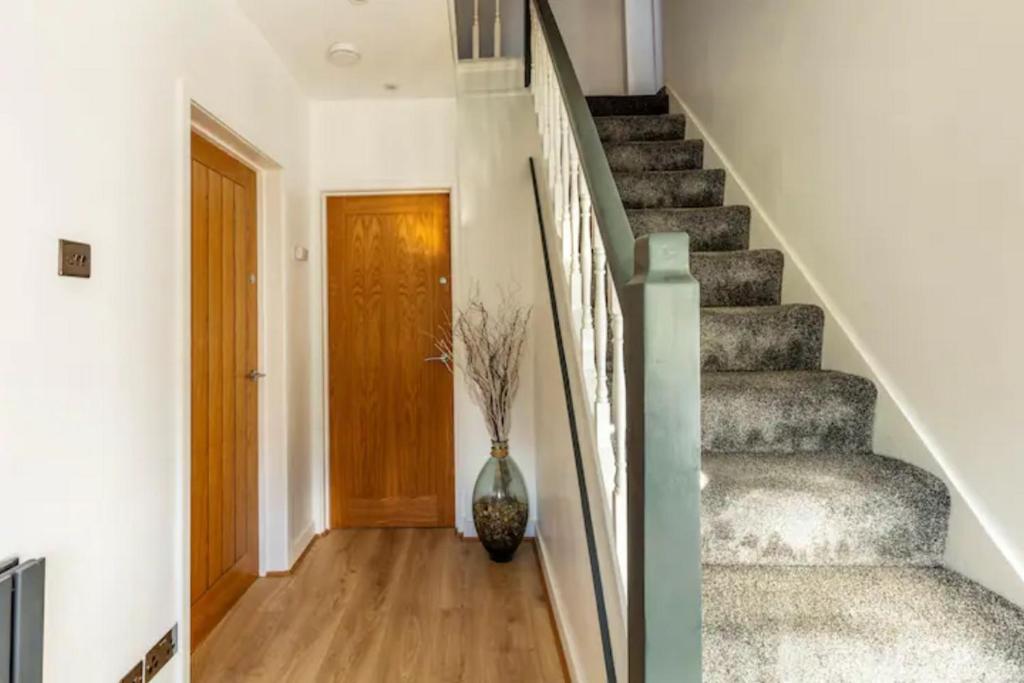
[
  {"left": 691, "top": 249, "right": 784, "bottom": 307},
  {"left": 704, "top": 565, "right": 1024, "bottom": 682},
  {"left": 701, "top": 304, "right": 823, "bottom": 371},
  {"left": 702, "top": 370, "right": 877, "bottom": 454},
  {"left": 702, "top": 451, "right": 949, "bottom": 566}
]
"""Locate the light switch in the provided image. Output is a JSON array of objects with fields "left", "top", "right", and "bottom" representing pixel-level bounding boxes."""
[{"left": 58, "top": 239, "right": 91, "bottom": 278}]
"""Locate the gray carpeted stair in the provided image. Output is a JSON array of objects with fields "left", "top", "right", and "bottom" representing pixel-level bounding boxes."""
[
  {"left": 591, "top": 93, "right": 1024, "bottom": 678},
  {"left": 627, "top": 206, "right": 750, "bottom": 251},
  {"left": 691, "top": 250, "right": 783, "bottom": 307},
  {"left": 604, "top": 140, "right": 703, "bottom": 172},
  {"left": 704, "top": 566, "right": 1024, "bottom": 682},
  {"left": 595, "top": 114, "right": 686, "bottom": 143},
  {"left": 702, "top": 371, "right": 876, "bottom": 454},
  {"left": 702, "top": 452, "right": 949, "bottom": 566},
  {"left": 616, "top": 169, "right": 725, "bottom": 209},
  {"left": 701, "top": 304, "right": 823, "bottom": 371}
]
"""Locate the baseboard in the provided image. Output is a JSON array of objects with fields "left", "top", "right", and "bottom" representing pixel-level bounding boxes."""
[
  {"left": 267, "top": 523, "right": 321, "bottom": 578},
  {"left": 664, "top": 84, "right": 1024, "bottom": 607},
  {"left": 536, "top": 532, "right": 584, "bottom": 682}
]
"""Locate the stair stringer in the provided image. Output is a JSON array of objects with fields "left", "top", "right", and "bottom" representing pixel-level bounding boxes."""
[{"left": 664, "top": 85, "right": 1024, "bottom": 609}]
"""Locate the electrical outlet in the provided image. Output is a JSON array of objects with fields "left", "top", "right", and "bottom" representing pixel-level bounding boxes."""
[
  {"left": 119, "top": 661, "right": 144, "bottom": 683},
  {"left": 143, "top": 624, "right": 177, "bottom": 681}
]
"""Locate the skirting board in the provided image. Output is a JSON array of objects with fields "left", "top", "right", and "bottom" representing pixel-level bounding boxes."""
[
  {"left": 664, "top": 84, "right": 1024, "bottom": 608},
  {"left": 536, "top": 531, "right": 585, "bottom": 682},
  {"left": 266, "top": 524, "right": 321, "bottom": 578}
]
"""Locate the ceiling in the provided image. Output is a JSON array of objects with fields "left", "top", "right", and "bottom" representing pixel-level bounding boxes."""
[{"left": 237, "top": 0, "right": 456, "bottom": 99}]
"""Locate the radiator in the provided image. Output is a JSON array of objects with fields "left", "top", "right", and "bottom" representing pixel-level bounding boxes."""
[{"left": 0, "top": 557, "right": 45, "bottom": 683}]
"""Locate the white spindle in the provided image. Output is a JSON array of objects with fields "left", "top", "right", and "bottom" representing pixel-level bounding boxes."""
[
  {"left": 610, "top": 286, "right": 627, "bottom": 571},
  {"left": 472, "top": 0, "right": 481, "bottom": 59},
  {"left": 593, "top": 228, "right": 614, "bottom": 492},
  {"left": 569, "top": 144, "right": 582, "bottom": 314},
  {"left": 580, "top": 184, "right": 596, "bottom": 391},
  {"left": 553, "top": 106, "right": 564, "bottom": 239},
  {"left": 493, "top": 0, "right": 502, "bottom": 58},
  {"left": 560, "top": 105, "right": 572, "bottom": 270}
]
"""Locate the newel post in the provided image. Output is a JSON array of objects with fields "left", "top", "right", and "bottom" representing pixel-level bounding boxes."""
[{"left": 624, "top": 232, "right": 702, "bottom": 682}]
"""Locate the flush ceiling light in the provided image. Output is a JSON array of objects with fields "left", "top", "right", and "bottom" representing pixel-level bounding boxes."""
[
  {"left": 383, "top": 83, "right": 399, "bottom": 91},
  {"left": 327, "top": 42, "right": 361, "bottom": 67}
]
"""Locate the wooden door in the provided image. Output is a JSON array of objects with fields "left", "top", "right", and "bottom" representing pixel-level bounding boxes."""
[
  {"left": 327, "top": 194, "right": 454, "bottom": 528},
  {"left": 190, "top": 132, "right": 259, "bottom": 650}
]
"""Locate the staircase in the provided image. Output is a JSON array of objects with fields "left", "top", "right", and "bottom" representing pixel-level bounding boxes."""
[{"left": 588, "top": 91, "right": 1024, "bottom": 681}]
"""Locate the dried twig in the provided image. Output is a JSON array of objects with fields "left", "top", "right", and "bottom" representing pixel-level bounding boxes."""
[{"left": 437, "top": 289, "right": 532, "bottom": 443}]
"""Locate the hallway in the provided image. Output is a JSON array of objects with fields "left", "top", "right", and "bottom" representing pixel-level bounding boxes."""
[{"left": 192, "top": 529, "right": 567, "bottom": 682}]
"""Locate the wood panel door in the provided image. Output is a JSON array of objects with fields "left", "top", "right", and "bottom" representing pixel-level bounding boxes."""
[
  {"left": 327, "top": 194, "right": 454, "bottom": 528},
  {"left": 190, "top": 132, "right": 259, "bottom": 651}
]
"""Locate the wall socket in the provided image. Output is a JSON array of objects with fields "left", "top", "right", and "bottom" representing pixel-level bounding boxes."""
[
  {"left": 119, "top": 660, "right": 144, "bottom": 683},
  {"left": 143, "top": 624, "right": 177, "bottom": 680}
]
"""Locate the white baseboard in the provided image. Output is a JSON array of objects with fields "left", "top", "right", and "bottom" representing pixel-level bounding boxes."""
[
  {"left": 665, "top": 84, "right": 1024, "bottom": 607},
  {"left": 536, "top": 532, "right": 584, "bottom": 683},
  {"left": 288, "top": 521, "right": 317, "bottom": 569}
]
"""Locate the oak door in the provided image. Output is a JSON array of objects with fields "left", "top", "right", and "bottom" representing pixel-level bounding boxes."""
[
  {"left": 190, "top": 132, "right": 259, "bottom": 650},
  {"left": 327, "top": 194, "right": 454, "bottom": 528}
]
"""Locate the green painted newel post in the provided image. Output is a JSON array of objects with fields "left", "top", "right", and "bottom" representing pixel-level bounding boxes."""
[{"left": 624, "top": 232, "right": 703, "bottom": 682}]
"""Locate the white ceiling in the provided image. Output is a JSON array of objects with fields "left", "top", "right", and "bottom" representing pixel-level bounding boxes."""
[{"left": 237, "top": 0, "right": 456, "bottom": 99}]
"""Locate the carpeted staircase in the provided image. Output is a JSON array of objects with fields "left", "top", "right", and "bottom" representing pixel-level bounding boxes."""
[{"left": 587, "top": 90, "right": 1024, "bottom": 681}]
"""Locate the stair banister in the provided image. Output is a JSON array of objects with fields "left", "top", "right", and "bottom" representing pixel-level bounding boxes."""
[{"left": 529, "top": 1, "right": 703, "bottom": 680}]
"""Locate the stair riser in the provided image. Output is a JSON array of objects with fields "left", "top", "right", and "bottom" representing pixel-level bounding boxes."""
[
  {"left": 701, "top": 306, "right": 823, "bottom": 372},
  {"left": 604, "top": 141, "right": 703, "bottom": 172},
  {"left": 627, "top": 207, "right": 750, "bottom": 252},
  {"left": 616, "top": 171, "right": 725, "bottom": 209},
  {"left": 588, "top": 93, "right": 669, "bottom": 117},
  {"left": 691, "top": 251, "right": 783, "bottom": 307},
  {"left": 595, "top": 116, "right": 686, "bottom": 143},
  {"left": 702, "top": 454, "right": 949, "bottom": 566},
  {"left": 702, "top": 373, "right": 877, "bottom": 454}
]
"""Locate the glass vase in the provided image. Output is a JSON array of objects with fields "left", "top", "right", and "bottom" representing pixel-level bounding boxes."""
[{"left": 472, "top": 441, "right": 529, "bottom": 562}]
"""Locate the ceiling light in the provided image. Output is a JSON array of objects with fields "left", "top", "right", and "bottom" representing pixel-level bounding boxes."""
[
  {"left": 327, "top": 42, "right": 361, "bottom": 67},
  {"left": 349, "top": 0, "right": 369, "bottom": 4},
  {"left": 383, "top": 83, "right": 399, "bottom": 91}
]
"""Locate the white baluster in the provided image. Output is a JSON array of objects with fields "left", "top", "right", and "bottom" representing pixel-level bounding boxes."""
[
  {"left": 593, "top": 229, "right": 614, "bottom": 492},
  {"left": 553, "top": 105, "right": 564, "bottom": 238},
  {"left": 568, "top": 144, "right": 582, "bottom": 315},
  {"left": 610, "top": 285, "right": 627, "bottom": 574},
  {"left": 560, "top": 108, "right": 572, "bottom": 273},
  {"left": 493, "top": 0, "right": 502, "bottom": 58},
  {"left": 472, "top": 0, "right": 483, "bottom": 60},
  {"left": 580, "top": 184, "right": 596, "bottom": 393}
]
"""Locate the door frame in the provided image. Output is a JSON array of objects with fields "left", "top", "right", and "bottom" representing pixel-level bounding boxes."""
[
  {"left": 177, "top": 93, "right": 281, "bottom": 661},
  {"left": 318, "top": 189, "right": 456, "bottom": 530}
]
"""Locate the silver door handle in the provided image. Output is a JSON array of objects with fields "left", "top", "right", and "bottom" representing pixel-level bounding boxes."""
[
  {"left": 246, "top": 370, "right": 266, "bottom": 380},
  {"left": 424, "top": 353, "right": 450, "bottom": 364}
]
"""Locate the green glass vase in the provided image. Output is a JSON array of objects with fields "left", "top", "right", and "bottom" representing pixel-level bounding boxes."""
[{"left": 472, "top": 441, "right": 529, "bottom": 562}]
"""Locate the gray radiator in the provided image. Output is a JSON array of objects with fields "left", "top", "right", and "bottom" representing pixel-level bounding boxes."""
[{"left": 0, "top": 557, "right": 45, "bottom": 683}]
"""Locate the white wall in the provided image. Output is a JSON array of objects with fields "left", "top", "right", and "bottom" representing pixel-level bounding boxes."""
[
  {"left": 0, "top": 0, "right": 314, "bottom": 679},
  {"left": 548, "top": 0, "right": 627, "bottom": 95},
  {"left": 664, "top": 0, "right": 1024, "bottom": 606},
  {"left": 310, "top": 93, "right": 548, "bottom": 538}
]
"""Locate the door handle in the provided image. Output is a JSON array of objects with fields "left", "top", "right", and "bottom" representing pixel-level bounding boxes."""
[
  {"left": 424, "top": 353, "right": 450, "bottom": 365},
  {"left": 246, "top": 370, "right": 267, "bottom": 380}
]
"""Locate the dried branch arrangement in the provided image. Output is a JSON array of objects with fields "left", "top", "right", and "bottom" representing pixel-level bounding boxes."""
[{"left": 437, "top": 291, "right": 532, "bottom": 444}]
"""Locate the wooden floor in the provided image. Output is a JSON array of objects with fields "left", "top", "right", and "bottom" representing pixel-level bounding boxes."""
[{"left": 192, "top": 529, "right": 568, "bottom": 682}]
